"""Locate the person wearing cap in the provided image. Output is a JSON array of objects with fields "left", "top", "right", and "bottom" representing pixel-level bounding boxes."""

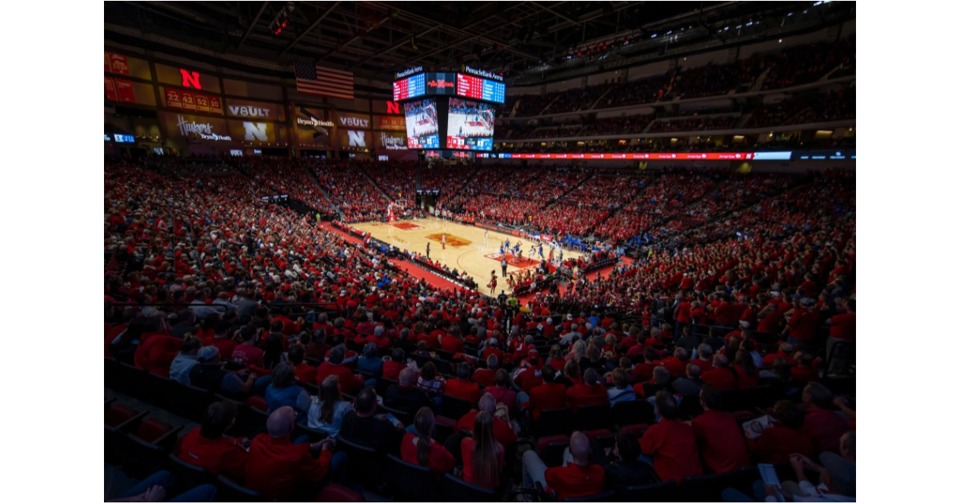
[{"left": 189, "top": 346, "right": 256, "bottom": 398}]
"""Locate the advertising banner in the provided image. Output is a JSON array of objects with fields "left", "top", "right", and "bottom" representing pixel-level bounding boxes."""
[
  {"left": 377, "top": 131, "right": 407, "bottom": 150},
  {"left": 224, "top": 98, "right": 284, "bottom": 121},
  {"left": 338, "top": 129, "right": 372, "bottom": 150},
  {"left": 160, "top": 112, "right": 234, "bottom": 142},
  {"left": 336, "top": 112, "right": 372, "bottom": 130},
  {"left": 294, "top": 106, "right": 332, "bottom": 148},
  {"left": 227, "top": 120, "right": 279, "bottom": 143}
]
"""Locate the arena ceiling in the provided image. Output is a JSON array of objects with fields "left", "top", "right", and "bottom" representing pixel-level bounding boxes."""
[{"left": 105, "top": 1, "right": 830, "bottom": 81}]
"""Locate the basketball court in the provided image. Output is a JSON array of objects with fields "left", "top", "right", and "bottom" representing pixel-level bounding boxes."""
[{"left": 350, "top": 217, "right": 586, "bottom": 296}]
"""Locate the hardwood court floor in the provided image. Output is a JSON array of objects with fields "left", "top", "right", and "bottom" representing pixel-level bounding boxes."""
[{"left": 351, "top": 217, "right": 585, "bottom": 296}]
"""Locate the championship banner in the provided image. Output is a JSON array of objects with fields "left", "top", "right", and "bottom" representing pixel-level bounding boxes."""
[
  {"left": 114, "top": 79, "right": 136, "bottom": 103},
  {"left": 105, "top": 52, "right": 130, "bottom": 75},
  {"left": 377, "top": 115, "right": 407, "bottom": 131},
  {"left": 104, "top": 77, "right": 118, "bottom": 101},
  {"left": 159, "top": 112, "right": 234, "bottom": 142},
  {"left": 161, "top": 87, "right": 223, "bottom": 115}
]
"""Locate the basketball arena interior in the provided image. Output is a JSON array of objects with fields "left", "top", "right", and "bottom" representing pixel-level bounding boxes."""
[{"left": 103, "top": 2, "right": 859, "bottom": 501}]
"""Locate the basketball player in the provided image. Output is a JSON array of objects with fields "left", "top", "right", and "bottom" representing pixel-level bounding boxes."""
[{"left": 441, "top": 233, "right": 446, "bottom": 250}]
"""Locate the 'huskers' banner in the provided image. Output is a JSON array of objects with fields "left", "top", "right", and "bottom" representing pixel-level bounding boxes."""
[{"left": 159, "top": 112, "right": 234, "bottom": 142}]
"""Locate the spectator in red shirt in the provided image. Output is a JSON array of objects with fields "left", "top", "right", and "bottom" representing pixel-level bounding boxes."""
[
  {"left": 791, "top": 352, "right": 820, "bottom": 386},
  {"left": 691, "top": 386, "right": 750, "bottom": 474},
  {"left": 230, "top": 325, "right": 264, "bottom": 369},
  {"left": 486, "top": 369, "right": 519, "bottom": 415},
  {"left": 521, "top": 431, "right": 605, "bottom": 500},
  {"left": 639, "top": 391, "right": 703, "bottom": 482},
  {"left": 287, "top": 344, "right": 316, "bottom": 386},
  {"left": 631, "top": 347, "right": 662, "bottom": 383},
  {"left": 634, "top": 366, "right": 673, "bottom": 399},
  {"left": 566, "top": 367, "right": 608, "bottom": 409},
  {"left": 747, "top": 400, "right": 815, "bottom": 464},
  {"left": 245, "top": 406, "right": 336, "bottom": 501},
  {"left": 761, "top": 342, "right": 797, "bottom": 369},
  {"left": 733, "top": 350, "right": 760, "bottom": 390},
  {"left": 461, "top": 410, "right": 505, "bottom": 490},
  {"left": 800, "top": 382, "right": 848, "bottom": 454},
  {"left": 825, "top": 298, "right": 855, "bottom": 375},
  {"left": 528, "top": 365, "right": 567, "bottom": 421},
  {"left": 134, "top": 331, "right": 181, "bottom": 378},
  {"left": 660, "top": 347, "right": 689, "bottom": 378},
  {"left": 315, "top": 345, "right": 363, "bottom": 395},
  {"left": 439, "top": 329, "right": 465, "bottom": 354},
  {"left": 176, "top": 400, "right": 247, "bottom": 481},
  {"left": 473, "top": 354, "right": 499, "bottom": 387},
  {"left": 457, "top": 393, "right": 518, "bottom": 450},
  {"left": 784, "top": 298, "right": 821, "bottom": 348},
  {"left": 401, "top": 407, "right": 455, "bottom": 476},
  {"left": 445, "top": 362, "right": 481, "bottom": 405},
  {"left": 383, "top": 347, "right": 407, "bottom": 381},
  {"left": 701, "top": 354, "right": 738, "bottom": 391},
  {"left": 691, "top": 343, "right": 715, "bottom": 373}
]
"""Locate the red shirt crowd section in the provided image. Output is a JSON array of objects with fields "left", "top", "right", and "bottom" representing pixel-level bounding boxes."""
[{"left": 106, "top": 157, "right": 854, "bottom": 499}]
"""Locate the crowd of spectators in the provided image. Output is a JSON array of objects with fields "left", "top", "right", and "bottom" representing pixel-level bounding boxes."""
[
  {"left": 106, "top": 154, "right": 855, "bottom": 501},
  {"left": 760, "top": 38, "right": 855, "bottom": 90},
  {"left": 647, "top": 115, "right": 740, "bottom": 133}
]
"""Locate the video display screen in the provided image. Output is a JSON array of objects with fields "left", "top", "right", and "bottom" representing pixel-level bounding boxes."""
[
  {"left": 445, "top": 98, "right": 495, "bottom": 151},
  {"left": 425, "top": 72, "right": 457, "bottom": 96},
  {"left": 404, "top": 98, "right": 440, "bottom": 149}
]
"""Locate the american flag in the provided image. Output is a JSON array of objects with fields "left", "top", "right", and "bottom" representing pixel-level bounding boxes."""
[{"left": 294, "top": 63, "right": 355, "bottom": 100}]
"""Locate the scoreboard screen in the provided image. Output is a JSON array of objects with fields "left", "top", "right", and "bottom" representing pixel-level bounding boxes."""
[
  {"left": 456, "top": 73, "right": 505, "bottom": 103},
  {"left": 393, "top": 73, "right": 426, "bottom": 101}
]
